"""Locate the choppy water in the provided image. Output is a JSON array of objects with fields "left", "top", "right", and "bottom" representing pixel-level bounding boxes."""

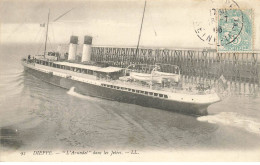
[{"left": 0, "top": 44, "right": 260, "bottom": 154}]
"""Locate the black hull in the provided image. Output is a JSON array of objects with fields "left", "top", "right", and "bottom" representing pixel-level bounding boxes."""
[{"left": 23, "top": 65, "right": 211, "bottom": 116}]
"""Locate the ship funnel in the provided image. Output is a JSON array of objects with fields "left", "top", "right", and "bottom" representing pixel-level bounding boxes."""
[
  {"left": 81, "top": 35, "right": 92, "bottom": 62},
  {"left": 68, "top": 36, "right": 78, "bottom": 61}
]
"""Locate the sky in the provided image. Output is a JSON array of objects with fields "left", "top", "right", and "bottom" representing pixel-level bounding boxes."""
[{"left": 0, "top": 0, "right": 260, "bottom": 50}]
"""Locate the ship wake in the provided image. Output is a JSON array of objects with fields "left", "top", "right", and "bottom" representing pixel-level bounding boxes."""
[
  {"left": 67, "top": 87, "right": 100, "bottom": 101},
  {"left": 197, "top": 112, "right": 260, "bottom": 135}
]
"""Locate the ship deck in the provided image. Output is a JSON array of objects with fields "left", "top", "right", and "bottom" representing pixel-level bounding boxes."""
[
  {"left": 23, "top": 61, "right": 221, "bottom": 106},
  {"left": 34, "top": 63, "right": 213, "bottom": 95}
]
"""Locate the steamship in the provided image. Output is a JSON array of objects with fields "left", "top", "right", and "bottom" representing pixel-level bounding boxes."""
[{"left": 21, "top": 7, "right": 220, "bottom": 116}]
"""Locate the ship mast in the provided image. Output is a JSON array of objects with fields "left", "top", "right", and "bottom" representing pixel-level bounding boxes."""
[
  {"left": 44, "top": 9, "right": 50, "bottom": 58},
  {"left": 136, "top": 0, "right": 146, "bottom": 56}
]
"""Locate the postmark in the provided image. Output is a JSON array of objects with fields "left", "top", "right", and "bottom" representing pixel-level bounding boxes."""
[
  {"left": 193, "top": 0, "right": 245, "bottom": 48},
  {"left": 193, "top": 8, "right": 218, "bottom": 46},
  {"left": 217, "top": 9, "right": 253, "bottom": 52}
]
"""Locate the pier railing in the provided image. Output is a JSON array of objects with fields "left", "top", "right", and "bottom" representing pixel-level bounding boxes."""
[{"left": 90, "top": 46, "right": 260, "bottom": 96}]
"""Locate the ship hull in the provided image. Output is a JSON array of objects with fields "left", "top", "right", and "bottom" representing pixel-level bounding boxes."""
[{"left": 23, "top": 64, "right": 212, "bottom": 116}]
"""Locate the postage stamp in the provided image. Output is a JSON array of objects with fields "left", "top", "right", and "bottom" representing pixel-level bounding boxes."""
[
  {"left": 217, "top": 9, "right": 253, "bottom": 52},
  {"left": 193, "top": 0, "right": 241, "bottom": 47}
]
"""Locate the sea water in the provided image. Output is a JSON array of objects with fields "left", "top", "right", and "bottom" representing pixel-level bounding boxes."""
[{"left": 0, "top": 44, "right": 260, "bottom": 153}]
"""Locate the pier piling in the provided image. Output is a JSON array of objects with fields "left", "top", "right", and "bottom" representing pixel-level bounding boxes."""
[{"left": 90, "top": 46, "right": 259, "bottom": 96}]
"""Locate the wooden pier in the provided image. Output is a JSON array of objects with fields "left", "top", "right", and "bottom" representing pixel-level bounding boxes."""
[{"left": 90, "top": 46, "right": 260, "bottom": 96}]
